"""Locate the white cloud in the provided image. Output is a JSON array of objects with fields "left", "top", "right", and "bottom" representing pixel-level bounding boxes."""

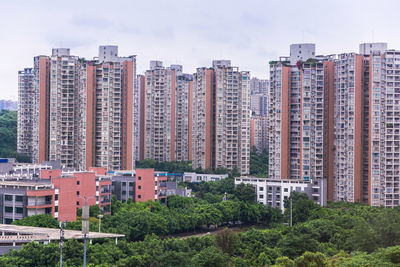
[{"left": 1, "top": 0, "right": 400, "bottom": 100}]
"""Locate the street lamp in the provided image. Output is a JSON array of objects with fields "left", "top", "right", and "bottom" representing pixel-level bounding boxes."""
[{"left": 98, "top": 214, "right": 103, "bottom": 233}]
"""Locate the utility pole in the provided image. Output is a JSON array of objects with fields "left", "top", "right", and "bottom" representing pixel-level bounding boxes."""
[{"left": 59, "top": 221, "right": 66, "bottom": 267}]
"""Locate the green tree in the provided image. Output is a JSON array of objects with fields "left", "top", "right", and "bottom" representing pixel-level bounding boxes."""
[
  {"left": 191, "top": 246, "right": 229, "bottom": 267},
  {"left": 234, "top": 183, "right": 256, "bottom": 203},
  {"left": 350, "top": 218, "right": 379, "bottom": 253},
  {"left": 0, "top": 242, "right": 59, "bottom": 267},
  {"left": 278, "top": 225, "right": 319, "bottom": 259},
  {"left": 12, "top": 214, "right": 58, "bottom": 228},
  {"left": 214, "top": 228, "right": 238, "bottom": 256},
  {"left": 294, "top": 251, "right": 327, "bottom": 267},
  {"left": 284, "top": 192, "right": 321, "bottom": 224},
  {"left": 0, "top": 110, "right": 31, "bottom": 162},
  {"left": 250, "top": 147, "right": 268, "bottom": 177}
]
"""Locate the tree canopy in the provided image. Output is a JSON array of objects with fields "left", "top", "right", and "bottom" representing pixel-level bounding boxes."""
[
  {"left": 0, "top": 110, "right": 30, "bottom": 162},
  {"left": 5, "top": 190, "right": 400, "bottom": 266}
]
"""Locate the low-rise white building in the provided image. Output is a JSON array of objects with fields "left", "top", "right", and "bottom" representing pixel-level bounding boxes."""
[
  {"left": 235, "top": 177, "right": 327, "bottom": 212},
  {"left": 183, "top": 172, "right": 229, "bottom": 183}
]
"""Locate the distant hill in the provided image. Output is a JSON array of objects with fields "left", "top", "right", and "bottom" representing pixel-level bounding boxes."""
[{"left": 0, "top": 110, "right": 30, "bottom": 162}]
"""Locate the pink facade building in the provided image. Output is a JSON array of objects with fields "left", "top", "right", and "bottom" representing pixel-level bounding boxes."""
[{"left": 0, "top": 169, "right": 111, "bottom": 223}]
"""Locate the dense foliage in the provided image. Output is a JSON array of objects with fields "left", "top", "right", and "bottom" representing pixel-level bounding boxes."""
[
  {"left": 4, "top": 207, "right": 400, "bottom": 267},
  {"left": 250, "top": 147, "right": 268, "bottom": 177},
  {"left": 136, "top": 159, "right": 238, "bottom": 175},
  {"left": 136, "top": 159, "right": 194, "bottom": 173},
  {"left": 6, "top": 179, "right": 400, "bottom": 266},
  {"left": 0, "top": 110, "right": 30, "bottom": 162}
]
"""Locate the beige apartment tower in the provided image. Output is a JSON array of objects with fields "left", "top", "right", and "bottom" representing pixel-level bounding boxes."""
[
  {"left": 268, "top": 44, "right": 334, "bottom": 199},
  {"left": 192, "top": 60, "right": 250, "bottom": 175},
  {"left": 17, "top": 68, "right": 35, "bottom": 158},
  {"left": 25, "top": 46, "right": 137, "bottom": 170},
  {"left": 140, "top": 62, "right": 193, "bottom": 162}
]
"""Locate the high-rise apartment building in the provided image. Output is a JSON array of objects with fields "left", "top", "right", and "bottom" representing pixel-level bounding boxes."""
[
  {"left": 366, "top": 49, "right": 400, "bottom": 207},
  {"left": 142, "top": 61, "right": 175, "bottom": 162},
  {"left": 32, "top": 55, "right": 51, "bottom": 165},
  {"left": 17, "top": 68, "right": 34, "bottom": 158},
  {"left": 47, "top": 49, "right": 80, "bottom": 168},
  {"left": 268, "top": 44, "right": 334, "bottom": 198},
  {"left": 250, "top": 78, "right": 268, "bottom": 116},
  {"left": 332, "top": 43, "right": 400, "bottom": 206},
  {"left": 25, "top": 46, "right": 136, "bottom": 170},
  {"left": 140, "top": 62, "right": 192, "bottom": 162},
  {"left": 192, "top": 60, "right": 250, "bottom": 174},
  {"left": 250, "top": 77, "right": 268, "bottom": 95},
  {"left": 175, "top": 71, "right": 193, "bottom": 161},
  {"left": 250, "top": 115, "right": 268, "bottom": 153},
  {"left": 333, "top": 53, "right": 365, "bottom": 202},
  {"left": 81, "top": 46, "right": 136, "bottom": 171}
]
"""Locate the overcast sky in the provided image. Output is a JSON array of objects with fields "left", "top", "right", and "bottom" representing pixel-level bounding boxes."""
[{"left": 1, "top": 0, "right": 400, "bottom": 100}]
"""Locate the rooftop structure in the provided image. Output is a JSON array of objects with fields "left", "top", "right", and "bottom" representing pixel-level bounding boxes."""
[{"left": 0, "top": 224, "right": 123, "bottom": 255}]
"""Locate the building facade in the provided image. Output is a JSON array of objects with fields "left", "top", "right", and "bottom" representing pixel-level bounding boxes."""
[
  {"left": 250, "top": 115, "right": 268, "bottom": 153},
  {"left": 110, "top": 169, "right": 167, "bottom": 203},
  {"left": 192, "top": 60, "right": 250, "bottom": 174},
  {"left": 140, "top": 62, "right": 192, "bottom": 162},
  {"left": 17, "top": 68, "right": 34, "bottom": 158},
  {"left": 0, "top": 169, "right": 111, "bottom": 223},
  {"left": 268, "top": 44, "right": 335, "bottom": 200},
  {"left": 235, "top": 176, "right": 326, "bottom": 211},
  {"left": 24, "top": 46, "right": 136, "bottom": 171}
]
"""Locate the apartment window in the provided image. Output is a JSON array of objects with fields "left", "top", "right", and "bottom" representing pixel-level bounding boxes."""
[
  {"left": 77, "top": 201, "right": 80, "bottom": 205},
  {"left": 138, "top": 176, "right": 142, "bottom": 181},
  {"left": 138, "top": 186, "right": 141, "bottom": 190},
  {"left": 5, "top": 207, "right": 13, "bottom": 213},
  {"left": 16, "top": 207, "right": 23, "bottom": 214},
  {"left": 55, "top": 194, "right": 58, "bottom": 201},
  {"left": 284, "top": 188, "right": 288, "bottom": 192},
  {"left": 4, "top": 195, "right": 12, "bottom": 201},
  {"left": 259, "top": 187, "right": 264, "bottom": 191},
  {"left": 138, "top": 195, "right": 141, "bottom": 199},
  {"left": 15, "top": 195, "right": 23, "bottom": 202},
  {"left": 259, "top": 194, "right": 264, "bottom": 199},
  {"left": 77, "top": 191, "right": 80, "bottom": 196},
  {"left": 5, "top": 218, "right": 13, "bottom": 224},
  {"left": 77, "top": 181, "right": 80, "bottom": 185},
  {"left": 55, "top": 206, "right": 58, "bottom": 212},
  {"left": 155, "top": 190, "right": 157, "bottom": 195}
]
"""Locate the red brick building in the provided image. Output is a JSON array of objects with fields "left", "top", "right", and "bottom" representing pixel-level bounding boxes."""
[{"left": 0, "top": 169, "right": 111, "bottom": 223}]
